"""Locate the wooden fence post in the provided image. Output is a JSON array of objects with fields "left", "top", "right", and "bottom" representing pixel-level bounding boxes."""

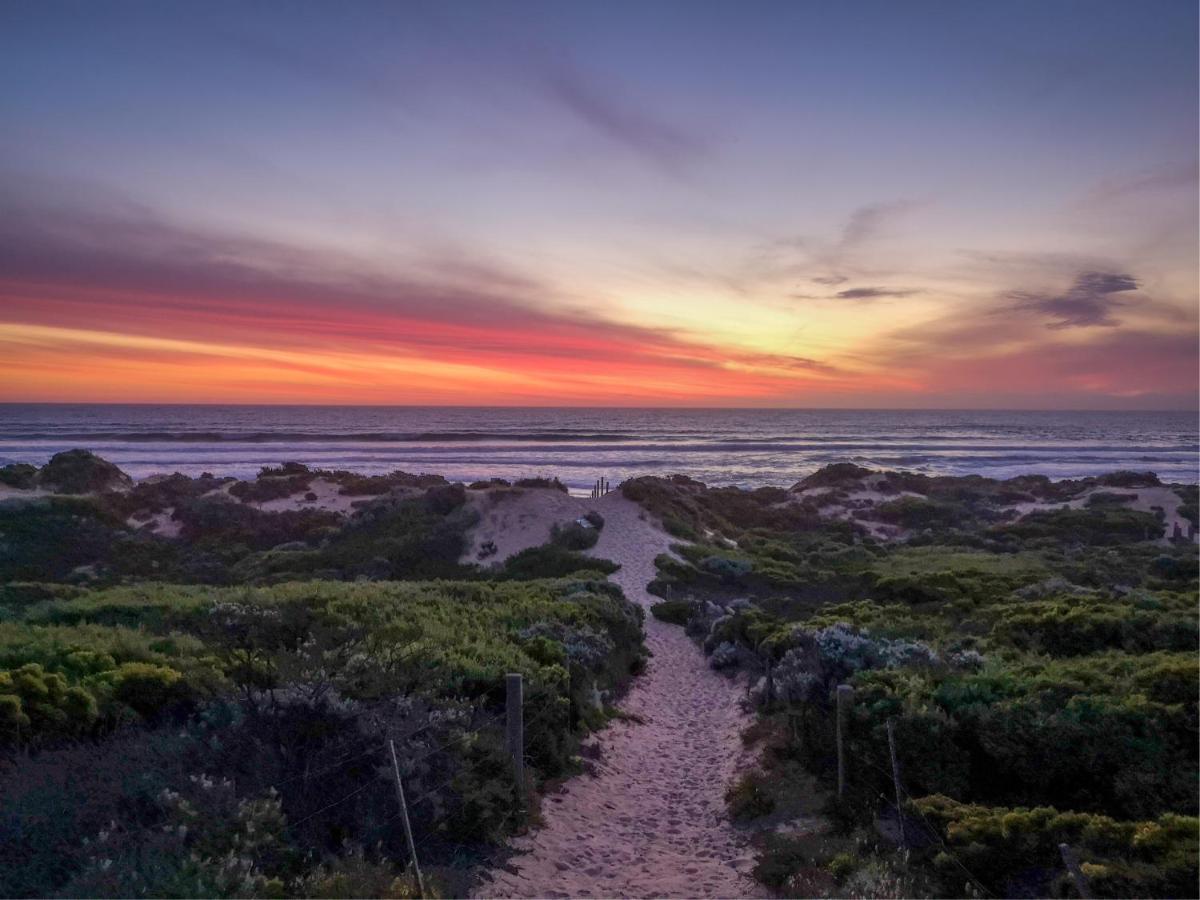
[
  {"left": 506, "top": 673, "right": 525, "bottom": 798},
  {"left": 387, "top": 739, "right": 426, "bottom": 899},
  {"left": 835, "top": 684, "right": 853, "bottom": 798},
  {"left": 1059, "top": 843, "right": 1092, "bottom": 899},
  {"left": 764, "top": 657, "right": 774, "bottom": 707},
  {"left": 886, "top": 718, "right": 906, "bottom": 849}
]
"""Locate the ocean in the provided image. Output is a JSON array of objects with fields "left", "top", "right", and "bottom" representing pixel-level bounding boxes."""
[{"left": 0, "top": 405, "right": 1196, "bottom": 492}]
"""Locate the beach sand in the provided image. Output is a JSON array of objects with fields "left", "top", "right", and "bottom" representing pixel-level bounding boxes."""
[{"left": 468, "top": 489, "right": 765, "bottom": 899}]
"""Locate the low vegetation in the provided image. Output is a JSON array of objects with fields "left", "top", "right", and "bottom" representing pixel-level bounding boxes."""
[
  {"left": 631, "top": 467, "right": 1198, "bottom": 898},
  {"left": 0, "top": 455, "right": 643, "bottom": 897}
]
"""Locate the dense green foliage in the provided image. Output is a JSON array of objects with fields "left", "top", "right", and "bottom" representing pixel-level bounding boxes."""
[
  {"left": 0, "top": 455, "right": 644, "bottom": 897},
  {"left": 0, "top": 578, "right": 644, "bottom": 896},
  {"left": 630, "top": 468, "right": 1199, "bottom": 898}
]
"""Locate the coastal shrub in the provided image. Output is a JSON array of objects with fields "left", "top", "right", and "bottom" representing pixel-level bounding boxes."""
[
  {"left": 111, "top": 472, "right": 228, "bottom": 517},
  {"left": 1095, "top": 471, "right": 1161, "bottom": 489},
  {"left": 794, "top": 463, "right": 874, "bottom": 490},
  {"left": 0, "top": 575, "right": 646, "bottom": 894},
  {"left": 1086, "top": 491, "right": 1138, "bottom": 507},
  {"left": 650, "top": 598, "right": 694, "bottom": 625},
  {"left": 996, "top": 507, "right": 1164, "bottom": 545},
  {"left": 513, "top": 476, "right": 569, "bottom": 493},
  {"left": 335, "top": 470, "right": 447, "bottom": 495},
  {"left": 300, "top": 494, "right": 475, "bottom": 580},
  {"left": 725, "top": 770, "right": 776, "bottom": 821},
  {"left": 229, "top": 472, "right": 313, "bottom": 502},
  {"left": 912, "top": 794, "right": 1199, "bottom": 898},
  {"left": 700, "top": 555, "right": 753, "bottom": 583},
  {"left": 175, "top": 496, "right": 341, "bottom": 554},
  {"left": 1174, "top": 485, "right": 1198, "bottom": 528},
  {"left": 35, "top": 449, "right": 132, "bottom": 494},
  {"left": 990, "top": 597, "right": 1197, "bottom": 655},
  {"left": 0, "top": 496, "right": 126, "bottom": 582},
  {"left": 499, "top": 546, "right": 617, "bottom": 580},
  {"left": 0, "top": 463, "right": 37, "bottom": 489},
  {"left": 551, "top": 521, "right": 600, "bottom": 551},
  {"left": 873, "top": 496, "right": 974, "bottom": 530}
]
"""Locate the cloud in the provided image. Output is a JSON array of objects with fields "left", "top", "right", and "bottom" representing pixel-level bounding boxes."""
[
  {"left": 805, "top": 199, "right": 922, "bottom": 284},
  {"left": 0, "top": 185, "right": 849, "bottom": 403},
  {"left": 1008, "top": 270, "right": 1138, "bottom": 329},
  {"left": 538, "top": 59, "right": 709, "bottom": 172},
  {"left": 835, "top": 287, "right": 921, "bottom": 300},
  {"left": 1086, "top": 160, "right": 1199, "bottom": 204},
  {"left": 838, "top": 200, "right": 920, "bottom": 252}
]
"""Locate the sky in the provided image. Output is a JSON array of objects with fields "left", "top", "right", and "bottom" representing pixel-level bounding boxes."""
[{"left": 0, "top": 0, "right": 1196, "bottom": 408}]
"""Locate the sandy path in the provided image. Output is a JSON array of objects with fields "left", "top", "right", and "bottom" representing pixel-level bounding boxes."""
[{"left": 474, "top": 492, "right": 763, "bottom": 899}]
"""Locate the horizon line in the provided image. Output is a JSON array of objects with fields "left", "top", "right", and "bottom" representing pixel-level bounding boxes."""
[{"left": 0, "top": 401, "right": 1197, "bottom": 414}]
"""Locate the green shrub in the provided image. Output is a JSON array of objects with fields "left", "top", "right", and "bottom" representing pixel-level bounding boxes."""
[
  {"left": 0, "top": 463, "right": 37, "bottom": 489},
  {"left": 998, "top": 507, "right": 1164, "bottom": 545},
  {"left": 913, "top": 794, "right": 1199, "bottom": 898},
  {"left": 513, "top": 477, "right": 569, "bottom": 492},
  {"left": 36, "top": 450, "right": 132, "bottom": 494},
  {"left": 726, "top": 770, "right": 776, "bottom": 821},
  {"left": 551, "top": 521, "right": 600, "bottom": 551},
  {"left": 499, "top": 546, "right": 617, "bottom": 580},
  {"left": 650, "top": 599, "right": 695, "bottom": 625},
  {"left": 105, "top": 661, "right": 190, "bottom": 717}
]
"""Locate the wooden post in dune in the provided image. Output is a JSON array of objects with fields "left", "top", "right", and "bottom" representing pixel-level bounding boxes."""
[
  {"left": 763, "top": 657, "right": 774, "bottom": 707},
  {"left": 506, "top": 673, "right": 525, "bottom": 799},
  {"left": 1059, "top": 843, "right": 1092, "bottom": 899},
  {"left": 886, "top": 718, "right": 906, "bottom": 849},
  {"left": 835, "top": 684, "right": 853, "bottom": 798},
  {"left": 388, "top": 739, "right": 426, "bottom": 899}
]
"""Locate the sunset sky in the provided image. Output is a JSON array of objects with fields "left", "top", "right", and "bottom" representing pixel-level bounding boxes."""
[{"left": 1, "top": 0, "right": 1196, "bottom": 408}]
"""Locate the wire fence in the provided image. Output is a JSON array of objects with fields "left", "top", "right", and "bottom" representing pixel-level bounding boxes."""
[
  {"left": 251, "top": 669, "right": 537, "bottom": 899},
  {"left": 756, "top": 669, "right": 1096, "bottom": 899}
]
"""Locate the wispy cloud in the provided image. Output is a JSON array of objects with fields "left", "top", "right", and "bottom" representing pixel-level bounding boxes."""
[
  {"left": 538, "top": 59, "right": 710, "bottom": 173},
  {"left": 1085, "top": 160, "right": 1199, "bottom": 204}
]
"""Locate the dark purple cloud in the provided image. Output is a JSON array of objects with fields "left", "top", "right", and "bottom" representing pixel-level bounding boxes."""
[
  {"left": 1009, "top": 270, "right": 1139, "bottom": 329},
  {"left": 835, "top": 286, "right": 921, "bottom": 300}
]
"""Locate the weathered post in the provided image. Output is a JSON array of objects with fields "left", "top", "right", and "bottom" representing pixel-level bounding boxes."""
[
  {"left": 1059, "top": 843, "right": 1093, "bottom": 899},
  {"left": 763, "top": 657, "right": 774, "bottom": 707},
  {"left": 1172, "top": 522, "right": 1182, "bottom": 541},
  {"left": 506, "top": 673, "right": 525, "bottom": 798},
  {"left": 886, "top": 718, "right": 906, "bottom": 849},
  {"left": 388, "top": 740, "right": 426, "bottom": 899},
  {"left": 835, "top": 684, "right": 853, "bottom": 798}
]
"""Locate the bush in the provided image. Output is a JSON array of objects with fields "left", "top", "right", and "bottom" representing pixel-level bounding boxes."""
[
  {"left": 726, "top": 770, "right": 776, "bottom": 821},
  {"left": 650, "top": 599, "right": 695, "bottom": 625},
  {"left": 36, "top": 450, "right": 132, "bottom": 494},
  {"left": 513, "top": 476, "right": 569, "bottom": 493},
  {"left": 913, "top": 794, "right": 1198, "bottom": 898},
  {"left": 998, "top": 507, "right": 1164, "bottom": 545},
  {"left": 105, "top": 661, "right": 191, "bottom": 718},
  {"left": 0, "top": 463, "right": 37, "bottom": 489},
  {"left": 229, "top": 473, "right": 313, "bottom": 503},
  {"left": 499, "top": 546, "right": 617, "bottom": 580},
  {"left": 551, "top": 521, "right": 600, "bottom": 551}
]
